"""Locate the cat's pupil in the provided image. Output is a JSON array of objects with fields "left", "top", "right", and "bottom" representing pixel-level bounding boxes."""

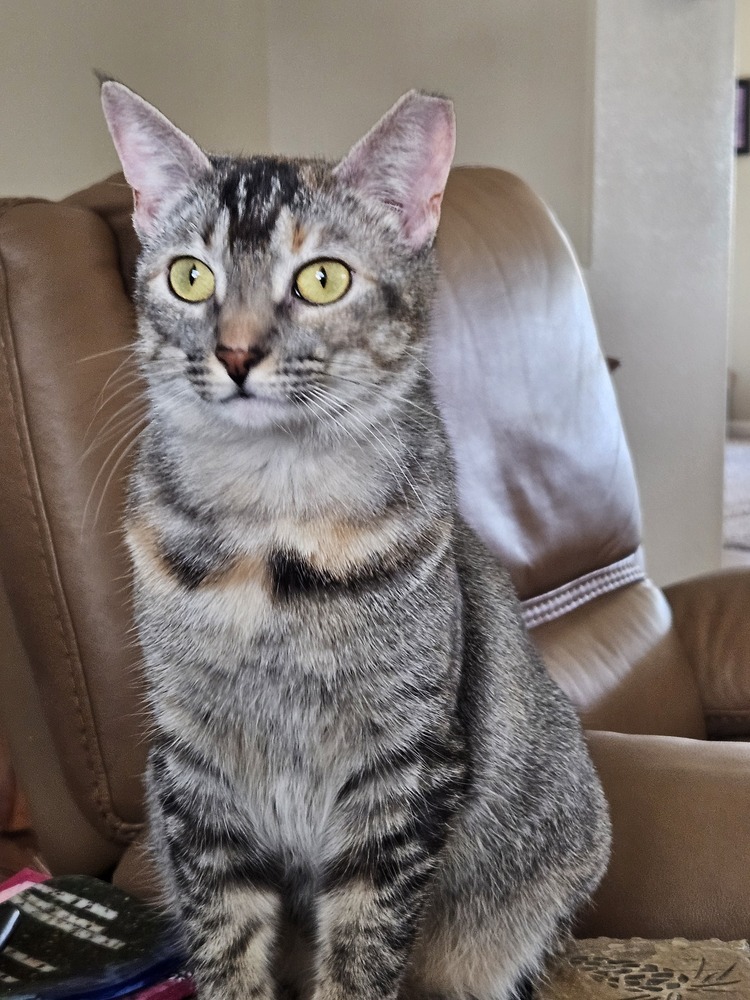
[
  {"left": 316, "top": 267, "right": 327, "bottom": 288},
  {"left": 189, "top": 267, "right": 199, "bottom": 285}
]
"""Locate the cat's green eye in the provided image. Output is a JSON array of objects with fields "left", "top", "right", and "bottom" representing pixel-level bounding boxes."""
[
  {"left": 294, "top": 259, "right": 351, "bottom": 305},
  {"left": 168, "top": 257, "right": 216, "bottom": 303}
]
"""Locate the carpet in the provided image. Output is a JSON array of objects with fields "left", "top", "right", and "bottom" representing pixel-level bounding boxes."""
[
  {"left": 539, "top": 938, "right": 750, "bottom": 999},
  {"left": 723, "top": 439, "right": 750, "bottom": 552}
]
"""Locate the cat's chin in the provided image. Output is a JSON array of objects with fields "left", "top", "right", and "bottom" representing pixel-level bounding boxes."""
[{"left": 214, "top": 393, "right": 302, "bottom": 433}]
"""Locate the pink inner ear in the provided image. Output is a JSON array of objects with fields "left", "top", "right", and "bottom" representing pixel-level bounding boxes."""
[
  {"left": 335, "top": 91, "right": 456, "bottom": 250},
  {"left": 101, "top": 81, "right": 211, "bottom": 238},
  {"left": 403, "top": 112, "right": 456, "bottom": 248}
]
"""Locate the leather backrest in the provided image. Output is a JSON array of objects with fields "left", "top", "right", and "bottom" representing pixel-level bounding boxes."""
[
  {"left": 432, "top": 169, "right": 644, "bottom": 616},
  {"left": 431, "top": 169, "right": 704, "bottom": 739}
]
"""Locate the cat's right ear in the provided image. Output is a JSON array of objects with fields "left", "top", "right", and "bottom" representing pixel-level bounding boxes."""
[{"left": 100, "top": 79, "right": 211, "bottom": 239}]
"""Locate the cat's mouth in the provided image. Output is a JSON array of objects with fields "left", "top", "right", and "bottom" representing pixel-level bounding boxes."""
[
  {"left": 215, "top": 384, "right": 298, "bottom": 430},
  {"left": 220, "top": 386, "right": 255, "bottom": 403}
]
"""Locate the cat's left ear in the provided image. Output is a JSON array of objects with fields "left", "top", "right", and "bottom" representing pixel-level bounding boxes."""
[{"left": 334, "top": 91, "right": 455, "bottom": 251}]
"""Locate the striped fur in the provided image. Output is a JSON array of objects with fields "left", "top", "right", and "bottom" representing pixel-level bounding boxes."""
[{"left": 106, "top": 86, "right": 611, "bottom": 1000}]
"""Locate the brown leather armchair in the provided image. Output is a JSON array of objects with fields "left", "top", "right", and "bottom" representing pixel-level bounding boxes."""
[{"left": 0, "top": 169, "right": 748, "bottom": 941}]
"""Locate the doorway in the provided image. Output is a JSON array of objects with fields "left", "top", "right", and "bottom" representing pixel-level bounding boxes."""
[{"left": 725, "top": 3, "right": 750, "bottom": 568}]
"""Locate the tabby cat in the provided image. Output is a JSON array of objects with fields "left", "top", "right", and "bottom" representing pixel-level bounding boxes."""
[{"left": 100, "top": 80, "right": 610, "bottom": 1000}]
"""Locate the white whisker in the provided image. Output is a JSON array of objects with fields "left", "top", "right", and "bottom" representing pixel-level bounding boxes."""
[
  {"left": 82, "top": 396, "right": 148, "bottom": 458},
  {"left": 91, "top": 353, "right": 141, "bottom": 410},
  {"left": 81, "top": 419, "right": 146, "bottom": 536},
  {"left": 325, "top": 369, "right": 437, "bottom": 423},
  {"left": 84, "top": 372, "right": 145, "bottom": 435},
  {"left": 91, "top": 426, "right": 146, "bottom": 532},
  {"left": 306, "top": 382, "right": 429, "bottom": 515},
  {"left": 76, "top": 343, "right": 137, "bottom": 364}
]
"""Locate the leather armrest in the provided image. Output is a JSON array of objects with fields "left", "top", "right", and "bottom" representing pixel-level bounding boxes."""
[
  {"left": 664, "top": 569, "right": 750, "bottom": 737},
  {"left": 578, "top": 730, "right": 750, "bottom": 941}
]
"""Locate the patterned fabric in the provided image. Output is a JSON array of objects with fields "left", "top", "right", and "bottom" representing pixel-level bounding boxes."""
[{"left": 540, "top": 938, "right": 750, "bottom": 999}]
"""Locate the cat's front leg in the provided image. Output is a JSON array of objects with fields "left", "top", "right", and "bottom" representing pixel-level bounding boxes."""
[
  {"left": 165, "top": 851, "right": 281, "bottom": 1000},
  {"left": 313, "top": 752, "right": 463, "bottom": 1000},
  {"left": 313, "top": 846, "right": 435, "bottom": 1000},
  {"left": 182, "top": 880, "right": 280, "bottom": 1000},
  {"left": 148, "top": 747, "right": 280, "bottom": 1000}
]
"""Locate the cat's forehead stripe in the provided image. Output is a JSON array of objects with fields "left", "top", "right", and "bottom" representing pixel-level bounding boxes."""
[
  {"left": 216, "top": 158, "right": 302, "bottom": 250},
  {"left": 291, "top": 221, "right": 307, "bottom": 255},
  {"left": 201, "top": 215, "right": 216, "bottom": 247}
]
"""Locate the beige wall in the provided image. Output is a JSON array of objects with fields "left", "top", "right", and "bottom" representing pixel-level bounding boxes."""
[
  {"left": 0, "top": 0, "right": 269, "bottom": 199},
  {"left": 730, "top": 0, "right": 750, "bottom": 425},
  {"left": 587, "top": 0, "right": 735, "bottom": 585},
  {"left": 266, "top": 0, "right": 594, "bottom": 263}
]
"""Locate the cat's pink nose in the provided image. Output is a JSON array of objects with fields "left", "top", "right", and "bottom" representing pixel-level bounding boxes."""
[{"left": 215, "top": 344, "right": 267, "bottom": 387}]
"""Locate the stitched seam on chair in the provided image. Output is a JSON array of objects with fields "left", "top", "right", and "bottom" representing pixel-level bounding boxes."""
[
  {"left": 0, "top": 216, "right": 136, "bottom": 841},
  {"left": 523, "top": 558, "right": 642, "bottom": 627},
  {"left": 522, "top": 551, "right": 645, "bottom": 629},
  {"left": 0, "top": 198, "right": 48, "bottom": 216}
]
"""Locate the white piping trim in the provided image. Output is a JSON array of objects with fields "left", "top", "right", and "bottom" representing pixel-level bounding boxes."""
[{"left": 522, "top": 549, "right": 645, "bottom": 630}]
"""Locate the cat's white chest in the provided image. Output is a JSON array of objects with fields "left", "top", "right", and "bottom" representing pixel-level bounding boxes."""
[{"left": 236, "top": 732, "right": 347, "bottom": 866}]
